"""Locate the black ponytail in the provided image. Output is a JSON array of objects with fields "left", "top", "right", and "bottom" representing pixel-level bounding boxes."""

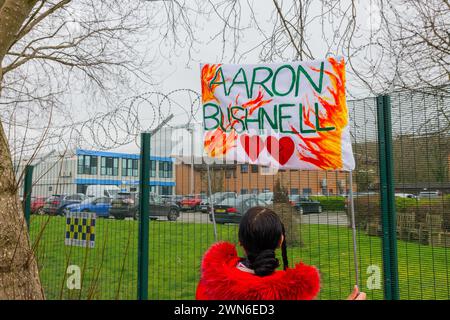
[
  {"left": 238, "top": 206, "right": 289, "bottom": 276},
  {"left": 247, "top": 249, "right": 279, "bottom": 276}
]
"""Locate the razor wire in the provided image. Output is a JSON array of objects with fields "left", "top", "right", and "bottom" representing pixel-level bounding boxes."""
[{"left": 4, "top": 89, "right": 202, "bottom": 158}]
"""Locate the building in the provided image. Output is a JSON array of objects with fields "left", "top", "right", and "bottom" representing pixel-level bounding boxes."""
[
  {"left": 17, "top": 149, "right": 175, "bottom": 197},
  {"left": 174, "top": 156, "right": 352, "bottom": 196}
]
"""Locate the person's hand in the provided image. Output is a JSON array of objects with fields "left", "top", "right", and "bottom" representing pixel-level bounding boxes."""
[{"left": 346, "top": 285, "right": 366, "bottom": 300}]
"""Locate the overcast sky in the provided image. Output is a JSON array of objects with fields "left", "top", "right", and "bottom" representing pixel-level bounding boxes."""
[{"left": 105, "top": 0, "right": 382, "bottom": 156}]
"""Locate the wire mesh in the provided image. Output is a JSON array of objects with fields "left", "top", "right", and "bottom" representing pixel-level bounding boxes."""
[
  {"left": 390, "top": 87, "right": 450, "bottom": 300},
  {"left": 18, "top": 88, "right": 450, "bottom": 300}
]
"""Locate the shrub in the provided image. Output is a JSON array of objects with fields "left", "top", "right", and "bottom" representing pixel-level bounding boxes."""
[
  {"left": 348, "top": 195, "right": 381, "bottom": 230},
  {"left": 310, "top": 196, "right": 345, "bottom": 211}
]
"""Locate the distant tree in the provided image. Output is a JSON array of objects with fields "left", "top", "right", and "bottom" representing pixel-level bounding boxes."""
[
  {"left": 273, "top": 178, "right": 290, "bottom": 204},
  {"left": 355, "top": 170, "right": 376, "bottom": 192},
  {"left": 271, "top": 178, "right": 302, "bottom": 246},
  {"left": 201, "top": 165, "right": 224, "bottom": 194},
  {"left": 393, "top": 134, "right": 450, "bottom": 184}
]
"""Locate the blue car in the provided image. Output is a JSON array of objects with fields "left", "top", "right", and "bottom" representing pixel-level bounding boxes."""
[{"left": 64, "top": 196, "right": 112, "bottom": 217}]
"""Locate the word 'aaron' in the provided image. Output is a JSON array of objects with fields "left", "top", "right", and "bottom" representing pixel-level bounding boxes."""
[
  {"left": 209, "top": 62, "right": 325, "bottom": 98},
  {"left": 203, "top": 102, "right": 335, "bottom": 134}
]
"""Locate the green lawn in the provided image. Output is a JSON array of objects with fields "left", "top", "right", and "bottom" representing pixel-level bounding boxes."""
[{"left": 30, "top": 215, "right": 450, "bottom": 300}]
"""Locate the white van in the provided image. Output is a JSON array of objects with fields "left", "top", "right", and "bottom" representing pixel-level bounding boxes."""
[{"left": 85, "top": 185, "right": 120, "bottom": 198}]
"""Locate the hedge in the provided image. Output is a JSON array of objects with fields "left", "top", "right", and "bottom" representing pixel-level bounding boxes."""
[{"left": 310, "top": 196, "right": 345, "bottom": 211}]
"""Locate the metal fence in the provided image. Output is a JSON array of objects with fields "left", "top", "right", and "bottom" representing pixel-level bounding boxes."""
[
  {"left": 20, "top": 88, "right": 449, "bottom": 300},
  {"left": 22, "top": 150, "right": 142, "bottom": 299},
  {"left": 390, "top": 88, "right": 450, "bottom": 299}
]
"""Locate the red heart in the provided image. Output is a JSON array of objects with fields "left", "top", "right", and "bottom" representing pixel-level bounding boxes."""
[
  {"left": 266, "top": 136, "right": 295, "bottom": 165},
  {"left": 240, "top": 134, "right": 264, "bottom": 161}
]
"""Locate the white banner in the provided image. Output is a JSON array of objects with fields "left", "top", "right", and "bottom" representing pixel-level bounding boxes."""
[{"left": 201, "top": 57, "right": 355, "bottom": 170}]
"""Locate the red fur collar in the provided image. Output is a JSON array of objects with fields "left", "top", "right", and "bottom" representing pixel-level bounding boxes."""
[{"left": 197, "top": 242, "right": 320, "bottom": 300}]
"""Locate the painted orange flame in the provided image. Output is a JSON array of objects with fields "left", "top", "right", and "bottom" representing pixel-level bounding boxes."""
[
  {"left": 201, "top": 64, "right": 221, "bottom": 103},
  {"left": 242, "top": 90, "right": 273, "bottom": 116},
  {"left": 203, "top": 88, "right": 273, "bottom": 157},
  {"left": 291, "top": 57, "right": 348, "bottom": 170},
  {"left": 227, "top": 89, "right": 273, "bottom": 130},
  {"left": 204, "top": 129, "right": 237, "bottom": 157}
]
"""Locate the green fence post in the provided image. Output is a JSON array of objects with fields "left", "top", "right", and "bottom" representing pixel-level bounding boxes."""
[
  {"left": 382, "top": 95, "right": 400, "bottom": 300},
  {"left": 23, "top": 165, "right": 34, "bottom": 229},
  {"left": 377, "top": 95, "right": 400, "bottom": 300},
  {"left": 137, "top": 132, "right": 150, "bottom": 300}
]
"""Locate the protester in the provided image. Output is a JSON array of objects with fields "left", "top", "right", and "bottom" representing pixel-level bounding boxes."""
[{"left": 196, "top": 206, "right": 366, "bottom": 300}]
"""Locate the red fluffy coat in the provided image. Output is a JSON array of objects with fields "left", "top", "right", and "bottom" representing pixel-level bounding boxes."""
[{"left": 196, "top": 242, "right": 321, "bottom": 300}]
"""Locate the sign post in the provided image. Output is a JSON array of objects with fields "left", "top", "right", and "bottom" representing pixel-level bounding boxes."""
[
  {"left": 348, "top": 170, "right": 360, "bottom": 289},
  {"left": 206, "top": 163, "right": 218, "bottom": 242}
]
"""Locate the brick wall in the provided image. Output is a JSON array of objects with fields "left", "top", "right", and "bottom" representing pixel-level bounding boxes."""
[{"left": 175, "top": 163, "right": 352, "bottom": 196}]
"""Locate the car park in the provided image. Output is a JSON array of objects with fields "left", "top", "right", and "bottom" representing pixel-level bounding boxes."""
[
  {"left": 109, "top": 192, "right": 180, "bottom": 221},
  {"left": 209, "top": 194, "right": 268, "bottom": 224},
  {"left": 43, "top": 193, "right": 87, "bottom": 215},
  {"left": 64, "top": 196, "right": 112, "bottom": 217}
]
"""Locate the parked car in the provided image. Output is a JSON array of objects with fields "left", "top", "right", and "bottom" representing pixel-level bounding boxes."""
[
  {"left": 209, "top": 194, "right": 268, "bottom": 224},
  {"left": 31, "top": 196, "right": 47, "bottom": 215},
  {"left": 109, "top": 192, "right": 138, "bottom": 219},
  {"left": 43, "top": 193, "right": 87, "bottom": 215},
  {"left": 161, "top": 194, "right": 184, "bottom": 206},
  {"left": 180, "top": 194, "right": 207, "bottom": 211},
  {"left": 257, "top": 192, "right": 273, "bottom": 203},
  {"left": 395, "top": 193, "right": 417, "bottom": 199},
  {"left": 64, "top": 196, "right": 112, "bottom": 217},
  {"left": 199, "top": 192, "right": 237, "bottom": 213},
  {"left": 109, "top": 192, "right": 180, "bottom": 221},
  {"left": 85, "top": 185, "right": 120, "bottom": 198},
  {"left": 289, "top": 194, "right": 321, "bottom": 214},
  {"left": 418, "top": 191, "right": 441, "bottom": 199}
]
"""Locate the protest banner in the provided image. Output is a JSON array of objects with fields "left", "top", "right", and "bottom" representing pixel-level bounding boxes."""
[{"left": 201, "top": 57, "right": 355, "bottom": 170}]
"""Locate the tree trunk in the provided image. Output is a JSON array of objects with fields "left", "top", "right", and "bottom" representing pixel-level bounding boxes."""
[
  {"left": 271, "top": 203, "right": 303, "bottom": 247},
  {"left": 0, "top": 0, "right": 44, "bottom": 299}
]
